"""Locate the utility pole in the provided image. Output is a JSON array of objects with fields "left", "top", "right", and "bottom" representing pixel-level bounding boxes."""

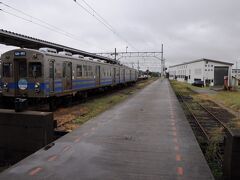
[
  {"left": 236, "top": 61, "right": 239, "bottom": 79},
  {"left": 137, "top": 60, "right": 140, "bottom": 72},
  {"left": 161, "top": 44, "right": 164, "bottom": 77},
  {"left": 114, "top": 48, "right": 117, "bottom": 61}
]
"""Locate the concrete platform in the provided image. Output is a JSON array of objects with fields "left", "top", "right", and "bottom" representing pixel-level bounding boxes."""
[
  {"left": 0, "top": 109, "right": 53, "bottom": 165},
  {"left": 0, "top": 79, "right": 214, "bottom": 180}
]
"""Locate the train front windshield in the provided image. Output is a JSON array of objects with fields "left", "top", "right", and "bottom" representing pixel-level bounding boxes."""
[
  {"left": 3, "top": 63, "right": 13, "bottom": 77},
  {"left": 29, "top": 62, "right": 42, "bottom": 78},
  {"left": 3, "top": 62, "right": 42, "bottom": 78}
]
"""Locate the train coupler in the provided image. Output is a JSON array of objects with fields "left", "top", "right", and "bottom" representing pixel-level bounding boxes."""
[{"left": 14, "top": 98, "right": 28, "bottom": 112}]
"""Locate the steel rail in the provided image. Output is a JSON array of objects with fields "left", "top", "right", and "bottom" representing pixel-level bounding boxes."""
[{"left": 177, "top": 91, "right": 226, "bottom": 164}]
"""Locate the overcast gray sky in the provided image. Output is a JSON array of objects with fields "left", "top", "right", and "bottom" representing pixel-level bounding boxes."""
[{"left": 0, "top": 0, "right": 240, "bottom": 71}]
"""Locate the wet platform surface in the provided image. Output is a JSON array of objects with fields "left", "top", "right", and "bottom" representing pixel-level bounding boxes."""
[{"left": 0, "top": 79, "right": 214, "bottom": 180}]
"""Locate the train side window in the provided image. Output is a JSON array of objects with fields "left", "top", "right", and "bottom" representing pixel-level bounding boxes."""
[
  {"left": 90, "top": 66, "right": 93, "bottom": 76},
  {"left": 88, "top": 66, "right": 92, "bottom": 77},
  {"left": 49, "top": 62, "right": 54, "bottom": 79},
  {"left": 83, "top": 65, "right": 88, "bottom": 77},
  {"left": 63, "top": 63, "right": 67, "bottom": 78},
  {"left": 103, "top": 68, "right": 105, "bottom": 77},
  {"left": 29, "top": 62, "right": 42, "bottom": 78},
  {"left": 55, "top": 63, "right": 61, "bottom": 78},
  {"left": 77, "top": 65, "right": 83, "bottom": 77},
  {"left": 3, "top": 63, "right": 13, "bottom": 77}
]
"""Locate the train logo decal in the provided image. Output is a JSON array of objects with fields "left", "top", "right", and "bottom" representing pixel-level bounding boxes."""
[{"left": 18, "top": 79, "right": 28, "bottom": 90}]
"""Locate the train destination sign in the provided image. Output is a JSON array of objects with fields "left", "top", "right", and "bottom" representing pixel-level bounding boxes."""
[{"left": 14, "top": 51, "right": 26, "bottom": 57}]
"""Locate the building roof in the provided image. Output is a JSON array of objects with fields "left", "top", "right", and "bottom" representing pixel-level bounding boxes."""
[
  {"left": 169, "top": 58, "right": 233, "bottom": 68},
  {"left": 0, "top": 29, "right": 118, "bottom": 64}
]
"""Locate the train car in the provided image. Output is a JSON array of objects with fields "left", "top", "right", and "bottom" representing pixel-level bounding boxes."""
[
  {"left": 0, "top": 48, "right": 138, "bottom": 109},
  {"left": 0, "top": 59, "right": 2, "bottom": 93}
]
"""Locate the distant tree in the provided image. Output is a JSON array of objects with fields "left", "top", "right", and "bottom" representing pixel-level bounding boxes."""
[{"left": 149, "top": 71, "right": 160, "bottom": 77}]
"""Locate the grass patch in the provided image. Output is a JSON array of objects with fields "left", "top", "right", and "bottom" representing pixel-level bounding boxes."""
[
  {"left": 172, "top": 80, "right": 240, "bottom": 113},
  {"left": 205, "top": 129, "right": 223, "bottom": 180},
  {"left": 170, "top": 80, "right": 192, "bottom": 94},
  {"left": 74, "top": 78, "right": 158, "bottom": 125},
  {"left": 213, "top": 92, "right": 240, "bottom": 112}
]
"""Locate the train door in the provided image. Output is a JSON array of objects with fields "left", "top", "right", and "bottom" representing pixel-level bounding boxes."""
[
  {"left": 95, "top": 65, "right": 100, "bottom": 86},
  {"left": 118, "top": 67, "right": 121, "bottom": 83},
  {"left": 130, "top": 70, "right": 132, "bottom": 81},
  {"left": 14, "top": 59, "right": 27, "bottom": 96},
  {"left": 66, "top": 62, "right": 72, "bottom": 90},
  {"left": 49, "top": 61, "right": 55, "bottom": 92},
  {"left": 63, "top": 62, "right": 72, "bottom": 91},
  {"left": 113, "top": 68, "right": 116, "bottom": 84},
  {"left": 123, "top": 69, "right": 125, "bottom": 82}
]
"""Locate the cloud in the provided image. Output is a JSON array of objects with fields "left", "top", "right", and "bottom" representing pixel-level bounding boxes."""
[{"left": 0, "top": 0, "right": 240, "bottom": 71}]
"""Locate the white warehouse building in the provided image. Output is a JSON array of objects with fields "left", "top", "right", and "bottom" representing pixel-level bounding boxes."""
[{"left": 169, "top": 58, "right": 233, "bottom": 86}]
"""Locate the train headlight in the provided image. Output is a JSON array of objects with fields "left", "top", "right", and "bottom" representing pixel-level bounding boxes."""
[
  {"left": 35, "top": 82, "right": 41, "bottom": 93},
  {"left": 3, "top": 82, "right": 8, "bottom": 91}
]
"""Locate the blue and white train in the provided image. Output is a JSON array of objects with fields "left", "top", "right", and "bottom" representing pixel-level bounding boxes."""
[{"left": 0, "top": 48, "right": 138, "bottom": 108}]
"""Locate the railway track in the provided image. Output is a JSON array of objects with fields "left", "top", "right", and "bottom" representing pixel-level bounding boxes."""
[{"left": 176, "top": 91, "right": 230, "bottom": 166}]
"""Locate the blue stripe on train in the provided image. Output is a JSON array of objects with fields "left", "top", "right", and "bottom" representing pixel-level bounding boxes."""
[
  {"left": 6, "top": 78, "right": 118, "bottom": 93},
  {"left": 73, "top": 83, "right": 96, "bottom": 90},
  {"left": 8, "top": 82, "right": 48, "bottom": 90},
  {"left": 73, "top": 79, "right": 95, "bottom": 83},
  {"left": 100, "top": 81, "right": 112, "bottom": 85}
]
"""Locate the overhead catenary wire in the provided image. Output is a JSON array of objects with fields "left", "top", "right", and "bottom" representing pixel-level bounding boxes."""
[
  {"left": 0, "top": 9, "right": 60, "bottom": 33},
  {"left": 0, "top": 1, "right": 160, "bottom": 71},
  {"left": 0, "top": 2, "right": 66, "bottom": 34},
  {"left": 73, "top": 0, "right": 138, "bottom": 51},
  {"left": 0, "top": 1, "right": 108, "bottom": 52},
  {"left": 79, "top": 0, "right": 118, "bottom": 34},
  {"left": 78, "top": 0, "right": 153, "bottom": 55}
]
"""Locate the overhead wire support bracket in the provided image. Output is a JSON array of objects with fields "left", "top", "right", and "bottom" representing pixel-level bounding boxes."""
[{"left": 95, "top": 47, "right": 165, "bottom": 76}]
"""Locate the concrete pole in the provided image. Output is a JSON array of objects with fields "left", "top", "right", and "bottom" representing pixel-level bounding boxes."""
[{"left": 161, "top": 44, "right": 164, "bottom": 77}]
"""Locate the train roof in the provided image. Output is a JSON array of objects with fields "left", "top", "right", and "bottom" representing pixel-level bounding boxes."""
[
  {"left": 1, "top": 48, "right": 107, "bottom": 64},
  {"left": 1, "top": 48, "right": 137, "bottom": 70},
  {"left": 0, "top": 29, "right": 117, "bottom": 64}
]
